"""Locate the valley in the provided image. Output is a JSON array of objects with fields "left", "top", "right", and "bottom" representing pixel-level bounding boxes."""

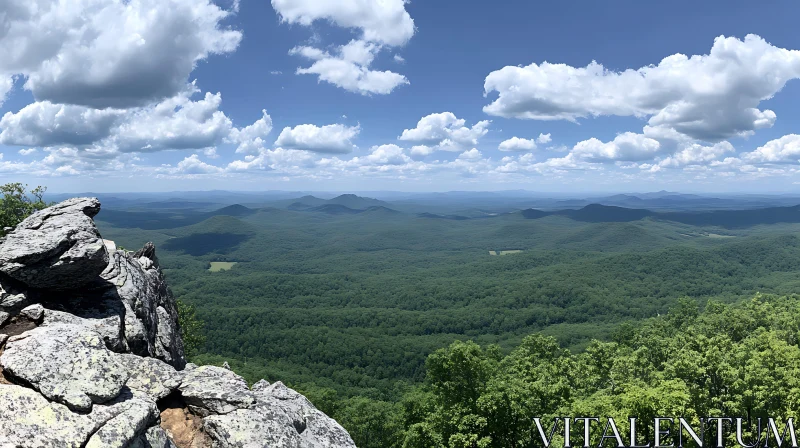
[{"left": 94, "top": 191, "right": 800, "bottom": 402}]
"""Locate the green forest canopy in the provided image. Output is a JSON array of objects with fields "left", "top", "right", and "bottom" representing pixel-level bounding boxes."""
[{"left": 93, "top": 201, "right": 800, "bottom": 447}]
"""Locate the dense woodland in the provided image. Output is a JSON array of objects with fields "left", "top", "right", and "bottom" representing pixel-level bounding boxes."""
[{"left": 93, "top": 195, "right": 800, "bottom": 446}]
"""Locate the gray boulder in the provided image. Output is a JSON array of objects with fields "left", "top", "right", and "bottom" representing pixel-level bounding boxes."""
[
  {"left": 19, "top": 303, "right": 44, "bottom": 321},
  {"left": 0, "top": 197, "right": 109, "bottom": 290},
  {"left": 98, "top": 245, "right": 186, "bottom": 368},
  {"left": 256, "top": 382, "right": 357, "bottom": 448},
  {"left": 202, "top": 381, "right": 356, "bottom": 448},
  {"left": 120, "top": 353, "right": 182, "bottom": 401},
  {"left": 204, "top": 407, "right": 302, "bottom": 448},
  {"left": 84, "top": 389, "right": 161, "bottom": 448},
  {"left": 130, "top": 426, "right": 178, "bottom": 448},
  {"left": 0, "top": 384, "right": 159, "bottom": 448},
  {"left": 251, "top": 379, "right": 270, "bottom": 392},
  {"left": 0, "top": 324, "right": 128, "bottom": 412},
  {"left": 179, "top": 365, "right": 255, "bottom": 416}
]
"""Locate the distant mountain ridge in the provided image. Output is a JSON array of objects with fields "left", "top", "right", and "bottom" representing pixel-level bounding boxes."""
[
  {"left": 286, "top": 194, "right": 397, "bottom": 214},
  {"left": 520, "top": 203, "right": 800, "bottom": 228}
]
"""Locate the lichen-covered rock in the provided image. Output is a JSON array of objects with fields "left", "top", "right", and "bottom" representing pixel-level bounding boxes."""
[
  {"left": 0, "top": 324, "right": 128, "bottom": 412},
  {"left": 179, "top": 366, "right": 255, "bottom": 416},
  {"left": 251, "top": 379, "right": 270, "bottom": 392},
  {"left": 130, "top": 426, "right": 179, "bottom": 448},
  {"left": 0, "top": 275, "right": 29, "bottom": 313},
  {"left": 256, "top": 382, "right": 357, "bottom": 448},
  {"left": 98, "top": 245, "right": 186, "bottom": 368},
  {"left": 84, "top": 389, "right": 160, "bottom": 448},
  {"left": 0, "top": 384, "right": 159, "bottom": 448},
  {"left": 40, "top": 305, "right": 127, "bottom": 353},
  {"left": 203, "top": 407, "right": 302, "bottom": 448},
  {"left": 0, "top": 384, "right": 102, "bottom": 447},
  {"left": 0, "top": 197, "right": 109, "bottom": 290},
  {"left": 121, "top": 353, "right": 182, "bottom": 401},
  {"left": 19, "top": 303, "right": 44, "bottom": 321}
]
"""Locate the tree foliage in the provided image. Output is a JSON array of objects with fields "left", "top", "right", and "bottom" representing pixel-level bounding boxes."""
[
  {"left": 0, "top": 183, "right": 49, "bottom": 235},
  {"left": 392, "top": 295, "right": 800, "bottom": 447},
  {"left": 177, "top": 299, "right": 206, "bottom": 358}
]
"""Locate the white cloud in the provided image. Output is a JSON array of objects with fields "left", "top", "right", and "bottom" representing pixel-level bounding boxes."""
[
  {"left": 399, "top": 112, "right": 490, "bottom": 152},
  {"left": 0, "top": 76, "right": 13, "bottom": 108},
  {"left": 360, "top": 144, "right": 411, "bottom": 165},
  {"left": 270, "top": 71, "right": 283, "bottom": 75},
  {"left": 0, "top": 101, "right": 124, "bottom": 147},
  {"left": 658, "top": 141, "right": 735, "bottom": 167},
  {"left": 174, "top": 154, "right": 223, "bottom": 174},
  {"left": 484, "top": 35, "right": 800, "bottom": 141},
  {"left": 409, "top": 145, "right": 435, "bottom": 159},
  {"left": 537, "top": 133, "right": 552, "bottom": 144},
  {"left": 112, "top": 90, "right": 233, "bottom": 152},
  {"left": 741, "top": 135, "right": 800, "bottom": 163},
  {"left": 290, "top": 40, "right": 409, "bottom": 95},
  {"left": 394, "top": 54, "right": 405, "bottom": 64},
  {"left": 499, "top": 137, "right": 537, "bottom": 152},
  {"left": 0, "top": 86, "right": 274, "bottom": 159},
  {"left": 458, "top": 149, "right": 482, "bottom": 160},
  {"left": 18, "top": 148, "right": 37, "bottom": 156},
  {"left": 275, "top": 123, "right": 360, "bottom": 154},
  {"left": 271, "top": 0, "right": 415, "bottom": 47},
  {"left": 572, "top": 133, "right": 661, "bottom": 162},
  {"left": 228, "top": 110, "right": 273, "bottom": 154},
  {"left": 0, "top": 0, "right": 242, "bottom": 108}
]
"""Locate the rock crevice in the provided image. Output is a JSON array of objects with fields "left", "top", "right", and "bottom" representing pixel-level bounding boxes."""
[{"left": 0, "top": 198, "right": 356, "bottom": 448}]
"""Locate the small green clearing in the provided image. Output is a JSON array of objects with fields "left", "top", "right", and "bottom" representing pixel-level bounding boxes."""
[{"left": 209, "top": 262, "right": 238, "bottom": 272}]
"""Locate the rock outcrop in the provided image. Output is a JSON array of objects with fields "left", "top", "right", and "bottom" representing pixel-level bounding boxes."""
[{"left": 0, "top": 198, "right": 356, "bottom": 448}]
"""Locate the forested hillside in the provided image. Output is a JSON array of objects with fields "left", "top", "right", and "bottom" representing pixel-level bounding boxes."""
[{"left": 94, "top": 198, "right": 800, "bottom": 446}]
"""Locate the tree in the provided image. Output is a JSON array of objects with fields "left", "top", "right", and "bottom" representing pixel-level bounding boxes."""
[
  {"left": 0, "top": 183, "right": 49, "bottom": 235},
  {"left": 177, "top": 299, "right": 206, "bottom": 357}
]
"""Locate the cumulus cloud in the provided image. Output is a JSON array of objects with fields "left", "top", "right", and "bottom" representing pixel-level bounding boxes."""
[
  {"left": 0, "top": 0, "right": 242, "bottom": 108},
  {"left": 0, "top": 85, "right": 275, "bottom": 167},
  {"left": 537, "top": 133, "right": 552, "bottom": 144},
  {"left": 228, "top": 110, "right": 273, "bottom": 154},
  {"left": 275, "top": 123, "right": 360, "bottom": 154},
  {"left": 0, "top": 76, "right": 13, "bottom": 108},
  {"left": 658, "top": 141, "right": 736, "bottom": 167},
  {"left": 0, "top": 102, "right": 124, "bottom": 147},
  {"left": 274, "top": 0, "right": 414, "bottom": 95},
  {"left": 572, "top": 133, "right": 661, "bottom": 162},
  {"left": 458, "top": 149, "right": 482, "bottom": 160},
  {"left": 111, "top": 90, "right": 233, "bottom": 152},
  {"left": 409, "top": 145, "right": 435, "bottom": 159},
  {"left": 271, "top": 0, "right": 415, "bottom": 46},
  {"left": 359, "top": 144, "right": 411, "bottom": 165},
  {"left": 741, "top": 135, "right": 800, "bottom": 163},
  {"left": 399, "top": 112, "right": 490, "bottom": 152},
  {"left": 394, "top": 55, "right": 405, "bottom": 64},
  {"left": 175, "top": 154, "right": 223, "bottom": 174},
  {"left": 499, "top": 137, "right": 537, "bottom": 152},
  {"left": 18, "top": 148, "right": 37, "bottom": 156},
  {"left": 484, "top": 35, "right": 800, "bottom": 141},
  {"left": 290, "top": 40, "right": 409, "bottom": 95}
]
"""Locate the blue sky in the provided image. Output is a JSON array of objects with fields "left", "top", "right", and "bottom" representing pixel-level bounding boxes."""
[{"left": 1, "top": 0, "right": 800, "bottom": 193}]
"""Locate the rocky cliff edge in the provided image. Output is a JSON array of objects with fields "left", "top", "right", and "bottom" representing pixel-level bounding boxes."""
[{"left": 0, "top": 197, "right": 356, "bottom": 448}]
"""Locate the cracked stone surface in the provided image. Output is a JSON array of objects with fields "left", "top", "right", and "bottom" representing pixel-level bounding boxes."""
[
  {"left": 0, "top": 197, "right": 109, "bottom": 290},
  {"left": 0, "top": 324, "right": 128, "bottom": 412},
  {"left": 121, "top": 353, "right": 183, "bottom": 401},
  {"left": 178, "top": 366, "right": 255, "bottom": 417},
  {"left": 0, "top": 384, "right": 158, "bottom": 448}
]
